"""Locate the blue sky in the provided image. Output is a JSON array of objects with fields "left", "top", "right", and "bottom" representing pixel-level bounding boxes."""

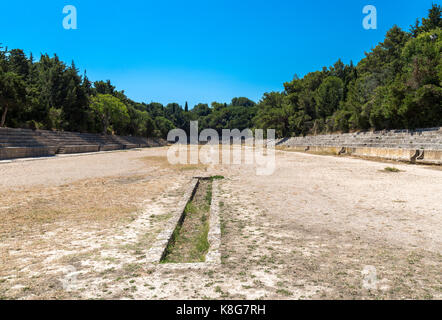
[{"left": 0, "top": 0, "right": 438, "bottom": 108}]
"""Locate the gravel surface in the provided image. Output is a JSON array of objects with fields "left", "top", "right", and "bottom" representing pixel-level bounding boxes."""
[{"left": 0, "top": 146, "right": 440, "bottom": 299}]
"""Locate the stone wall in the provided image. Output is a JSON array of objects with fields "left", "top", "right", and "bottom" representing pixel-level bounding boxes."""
[
  {"left": 0, "top": 146, "right": 58, "bottom": 160},
  {"left": 0, "top": 127, "right": 167, "bottom": 160},
  {"left": 276, "top": 127, "right": 442, "bottom": 164}
]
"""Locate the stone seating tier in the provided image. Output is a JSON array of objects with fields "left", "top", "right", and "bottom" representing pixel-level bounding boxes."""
[{"left": 0, "top": 127, "right": 165, "bottom": 160}]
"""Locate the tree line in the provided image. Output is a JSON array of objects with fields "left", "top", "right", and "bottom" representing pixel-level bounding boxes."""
[{"left": 0, "top": 5, "right": 440, "bottom": 138}]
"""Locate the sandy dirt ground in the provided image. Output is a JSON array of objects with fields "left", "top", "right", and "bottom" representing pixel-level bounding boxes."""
[{"left": 0, "top": 147, "right": 440, "bottom": 299}]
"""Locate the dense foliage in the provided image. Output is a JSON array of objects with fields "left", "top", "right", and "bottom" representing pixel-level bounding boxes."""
[
  {"left": 255, "top": 5, "right": 442, "bottom": 137},
  {"left": 0, "top": 5, "right": 440, "bottom": 138}
]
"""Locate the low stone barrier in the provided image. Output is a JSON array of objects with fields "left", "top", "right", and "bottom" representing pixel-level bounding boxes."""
[
  {"left": 276, "top": 127, "right": 442, "bottom": 165},
  {"left": 146, "top": 177, "right": 222, "bottom": 268},
  {"left": 122, "top": 144, "right": 138, "bottom": 149},
  {"left": 146, "top": 178, "right": 199, "bottom": 264},
  {"left": 58, "top": 145, "right": 100, "bottom": 154},
  {"left": 420, "top": 149, "right": 442, "bottom": 164},
  {"left": 348, "top": 147, "right": 415, "bottom": 162},
  {"left": 0, "top": 146, "right": 57, "bottom": 160},
  {"left": 278, "top": 144, "right": 442, "bottom": 165},
  {"left": 99, "top": 144, "right": 122, "bottom": 152}
]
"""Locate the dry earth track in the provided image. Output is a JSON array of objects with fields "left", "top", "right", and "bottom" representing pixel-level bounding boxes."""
[{"left": 0, "top": 146, "right": 440, "bottom": 299}]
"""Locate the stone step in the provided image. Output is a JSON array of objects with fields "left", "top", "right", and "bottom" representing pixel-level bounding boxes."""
[{"left": 0, "top": 127, "right": 156, "bottom": 160}]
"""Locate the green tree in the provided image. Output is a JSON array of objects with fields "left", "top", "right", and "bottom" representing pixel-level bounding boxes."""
[
  {"left": 90, "top": 94, "right": 129, "bottom": 134},
  {"left": 315, "top": 76, "right": 344, "bottom": 119},
  {"left": 155, "top": 116, "right": 175, "bottom": 138},
  {"left": 399, "top": 84, "right": 442, "bottom": 128},
  {"left": 192, "top": 103, "right": 211, "bottom": 117},
  {"left": 411, "top": 4, "right": 441, "bottom": 36},
  {"left": 7, "top": 49, "right": 30, "bottom": 78},
  {"left": 231, "top": 97, "right": 256, "bottom": 107},
  {"left": 94, "top": 80, "right": 115, "bottom": 95},
  {"left": 62, "top": 62, "right": 90, "bottom": 132},
  {"left": 145, "top": 114, "right": 156, "bottom": 138},
  {"left": 0, "top": 72, "right": 26, "bottom": 127},
  {"left": 253, "top": 92, "right": 289, "bottom": 137}
]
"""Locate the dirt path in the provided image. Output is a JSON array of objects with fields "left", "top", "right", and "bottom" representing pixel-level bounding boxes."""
[
  {"left": 0, "top": 148, "right": 169, "bottom": 189},
  {"left": 0, "top": 146, "right": 440, "bottom": 299}
]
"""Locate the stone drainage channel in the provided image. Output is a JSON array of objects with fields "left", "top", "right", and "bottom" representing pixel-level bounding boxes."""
[{"left": 146, "top": 176, "right": 222, "bottom": 269}]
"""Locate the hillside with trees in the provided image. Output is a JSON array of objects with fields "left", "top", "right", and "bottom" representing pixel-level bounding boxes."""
[{"left": 0, "top": 5, "right": 440, "bottom": 138}]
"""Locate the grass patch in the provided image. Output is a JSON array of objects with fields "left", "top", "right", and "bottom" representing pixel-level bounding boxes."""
[
  {"left": 142, "top": 154, "right": 207, "bottom": 171},
  {"left": 383, "top": 167, "right": 401, "bottom": 173},
  {"left": 276, "top": 289, "right": 293, "bottom": 296},
  {"left": 161, "top": 179, "right": 212, "bottom": 263}
]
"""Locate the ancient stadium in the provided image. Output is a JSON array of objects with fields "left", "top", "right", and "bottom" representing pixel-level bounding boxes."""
[
  {"left": 0, "top": 126, "right": 441, "bottom": 300},
  {"left": 1, "top": 2, "right": 441, "bottom": 303}
]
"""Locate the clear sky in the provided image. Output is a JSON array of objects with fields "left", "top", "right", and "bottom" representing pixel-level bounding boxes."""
[{"left": 1, "top": 0, "right": 439, "bottom": 108}]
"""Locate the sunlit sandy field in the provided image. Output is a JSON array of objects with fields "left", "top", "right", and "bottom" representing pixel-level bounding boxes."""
[{"left": 0, "top": 147, "right": 441, "bottom": 299}]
